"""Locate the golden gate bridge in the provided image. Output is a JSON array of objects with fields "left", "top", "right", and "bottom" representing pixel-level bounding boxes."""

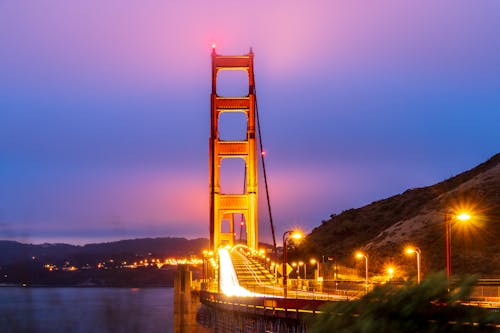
[{"left": 173, "top": 46, "right": 500, "bottom": 333}]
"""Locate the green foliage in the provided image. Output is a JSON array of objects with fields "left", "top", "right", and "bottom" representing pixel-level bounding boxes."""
[{"left": 310, "top": 273, "right": 500, "bottom": 333}]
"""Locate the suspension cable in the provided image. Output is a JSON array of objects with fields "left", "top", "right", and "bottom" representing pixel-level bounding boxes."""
[{"left": 253, "top": 83, "right": 278, "bottom": 256}]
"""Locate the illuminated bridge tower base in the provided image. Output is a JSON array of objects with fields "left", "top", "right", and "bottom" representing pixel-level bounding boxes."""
[{"left": 209, "top": 47, "right": 258, "bottom": 251}]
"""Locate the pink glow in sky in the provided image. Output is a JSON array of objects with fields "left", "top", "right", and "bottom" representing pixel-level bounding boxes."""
[{"left": 0, "top": 1, "right": 499, "bottom": 244}]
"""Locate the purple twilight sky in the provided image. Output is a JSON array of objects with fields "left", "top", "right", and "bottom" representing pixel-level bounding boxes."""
[{"left": 0, "top": 1, "right": 499, "bottom": 245}]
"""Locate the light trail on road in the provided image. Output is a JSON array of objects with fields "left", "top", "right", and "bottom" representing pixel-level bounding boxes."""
[{"left": 218, "top": 248, "right": 267, "bottom": 297}]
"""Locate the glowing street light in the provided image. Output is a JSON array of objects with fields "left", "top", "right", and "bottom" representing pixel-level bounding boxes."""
[
  {"left": 405, "top": 247, "right": 421, "bottom": 284},
  {"left": 298, "top": 261, "right": 305, "bottom": 279},
  {"left": 445, "top": 211, "right": 472, "bottom": 280},
  {"left": 386, "top": 267, "right": 395, "bottom": 281},
  {"left": 282, "top": 230, "right": 303, "bottom": 298},
  {"left": 355, "top": 251, "right": 369, "bottom": 293},
  {"left": 310, "top": 258, "right": 320, "bottom": 280}
]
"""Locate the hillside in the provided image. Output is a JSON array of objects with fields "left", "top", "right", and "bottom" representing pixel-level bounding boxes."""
[
  {"left": 0, "top": 237, "right": 208, "bottom": 286},
  {"left": 299, "top": 154, "right": 500, "bottom": 278},
  {"left": 0, "top": 237, "right": 208, "bottom": 266}
]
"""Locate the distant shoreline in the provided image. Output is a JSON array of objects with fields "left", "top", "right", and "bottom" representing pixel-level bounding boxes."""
[{"left": 0, "top": 283, "right": 173, "bottom": 288}]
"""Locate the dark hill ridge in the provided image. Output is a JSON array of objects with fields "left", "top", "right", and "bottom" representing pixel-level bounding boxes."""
[
  {"left": 0, "top": 237, "right": 208, "bottom": 287},
  {"left": 0, "top": 237, "right": 208, "bottom": 266},
  {"left": 301, "top": 154, "right": 500, "bottom": 277}
]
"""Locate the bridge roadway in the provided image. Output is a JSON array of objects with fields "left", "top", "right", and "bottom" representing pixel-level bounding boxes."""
[
  {"left": 199, "top": 246, "right": 341, "bottom": 327},
  {"left": 224, "top": 246, "right": 350, "bottom": 301},
  {"left": 213, "top": 246, "right": 500, "bottom": 307},
  {"left": 197, "top": 246, "right": 500, "bottom": 331}
]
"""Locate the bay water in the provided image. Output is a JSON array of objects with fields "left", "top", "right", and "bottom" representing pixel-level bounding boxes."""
[{"left": 0, "top": 287, "right": 177, "bottom": 333}]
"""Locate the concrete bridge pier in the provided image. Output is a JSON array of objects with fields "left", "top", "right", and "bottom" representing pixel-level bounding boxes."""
[{"left": 174, "top": 265, "right": 209, "bottom": 333}]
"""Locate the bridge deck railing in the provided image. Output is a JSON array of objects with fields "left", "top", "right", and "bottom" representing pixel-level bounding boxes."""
[{"left": 198, "top": 290, "right": 328, "bottom": 320}]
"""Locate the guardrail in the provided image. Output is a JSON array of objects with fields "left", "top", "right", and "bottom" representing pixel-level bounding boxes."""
[
  {"left": 198, "top": 290, "right": 500, "bottom": 331},
  {"left": 198, "top": 290, "right": 329, "bottom": 319}
]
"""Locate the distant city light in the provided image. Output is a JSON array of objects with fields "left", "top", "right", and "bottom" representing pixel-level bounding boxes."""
[{"left": 42, "top": 256, "right": 203, "bottom": 272}]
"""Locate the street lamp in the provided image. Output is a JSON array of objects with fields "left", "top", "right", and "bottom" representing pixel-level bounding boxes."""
[
  {"left": 386, "top": 266, "right": 395, "bottom": 281},
  {"left": 310, "top": 259, "right": 319, "bottom": 280},
  {"left": 355, "top": 252, "right": 369, "bottom": 293},
  {"left": 298, "top": 261, "right": 305, "bottom": 279},
  {"left": 405, "top": 247, "right": 421, "bottom": 284},
  {"left": 445, "top": 212, "right": 471, "bottom": 280},
  {"left": 282, "top": 230, "right": 303, "bottom": 298}
]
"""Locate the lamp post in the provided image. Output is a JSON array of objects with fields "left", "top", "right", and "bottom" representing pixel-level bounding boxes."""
[
  {"left": 445, "top": 212, "right": 471, "bottom": 280},
  {"left": 356, "top": 252, "right": 369, "bottom": 293},
  {"left": 298, "top": 261, "right": 304, "bottom": 279},
  {"left": 282, "top": 230, "right": 302, "bottom": 298},
  {"left": 405, "top": 247, "right": 421, "bottom": 284},
  {"left": 387, "top": 267, "right": 395, "bottom": 281},
  {"left": 310, "top": 259, "right": 319, "bottom": 280}
]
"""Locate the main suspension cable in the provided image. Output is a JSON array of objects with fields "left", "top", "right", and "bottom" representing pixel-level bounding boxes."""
[{"left": 252, "top": 83, "right": 278, "bottom": 256}]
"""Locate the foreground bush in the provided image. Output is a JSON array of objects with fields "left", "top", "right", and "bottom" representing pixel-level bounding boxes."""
[{"left": 310, "top": 273, "right": 499, "bottom": 333}]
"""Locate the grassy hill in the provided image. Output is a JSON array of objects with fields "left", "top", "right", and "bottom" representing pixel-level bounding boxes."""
[{"left": 298, "top": 154, "right": 500, "bottom": 278}]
